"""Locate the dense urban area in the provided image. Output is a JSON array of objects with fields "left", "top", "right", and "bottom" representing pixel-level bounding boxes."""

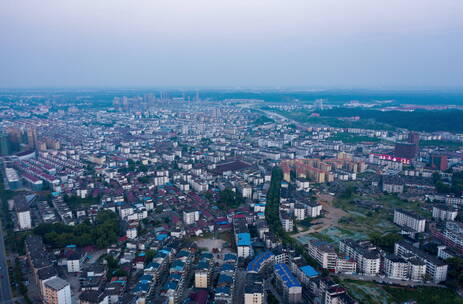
[{"left": 1, "top": 91, "right": 463, "bottom": 304}]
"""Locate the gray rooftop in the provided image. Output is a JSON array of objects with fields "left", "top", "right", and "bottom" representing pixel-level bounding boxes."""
[{"left": 44, "top": 277, "right": 69, "bottom": 291}]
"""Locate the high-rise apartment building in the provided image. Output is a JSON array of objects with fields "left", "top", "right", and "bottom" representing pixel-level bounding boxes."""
[{"left": 43, "top": 277, "right": 72, "bottom": 304}]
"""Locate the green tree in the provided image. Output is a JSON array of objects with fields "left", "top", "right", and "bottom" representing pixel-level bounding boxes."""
[
  {"left": 370, "top": 233, "right": 403, "bottom": 252},
  {"left": 145, "top": 249, "right": 156, "bottom": 264},
  {"left": 339, "top": 186, "right": 357, "bottom": 199},
  {"left": 35, "top": 210, "right": 120, "bottom": 248},
  {"left": 447, "top": 257, "right": 463, "bottom": 285},
  {"left": 138, "top": 176, "right": 150, "bottom": 184},
  {"left": 217, "top": 189, "right": 244, "bottom": 210}
]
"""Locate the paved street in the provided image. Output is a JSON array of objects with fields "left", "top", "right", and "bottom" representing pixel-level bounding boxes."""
[
  {"left": 265, "top": 277, "right": 285, "bottom": 304},
  {"left": 0, "top": 218, "right": 13, "bottom": 304},
  {"left": 233, "top": 270, "right": 246, "bottom": 304}
]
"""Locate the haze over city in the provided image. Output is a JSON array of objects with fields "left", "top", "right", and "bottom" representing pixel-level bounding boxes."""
[
  {"left": 1, "top": 0, "right": 463, "bottom": 88},
  {"left": 2, "top": 2, "right": 463, "bottom": 304}
]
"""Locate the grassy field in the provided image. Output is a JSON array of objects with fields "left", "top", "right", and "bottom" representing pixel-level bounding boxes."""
[
  {"left": 271, "top": 107, "right": 463, "bottom": 133},
  {"left": 333, "top": 196, "right": 397, "bottom": 236},
  {"left": 376, "top": 195, "right": 431, "bottom": 218},
  {"left": 334, "top": 194, "right": 431, "bottom": 232},
  {"left": 384, "top": 286, "right": 463, "bottom": 304},
  {"left": 301, "top": 193, "right": 432, "bottom": 244},
  {"left": 334, "top": 193, "right": 424, "bottom": 212},
  {"left": 299, "top": 209, "right": 395, "bottom": 244},
  {"left": 310, "top": 232, "right": 335, "bottom": 243},
  {"left": 341, "top": 280, "right": 394, "bottom": 304},
  {"left": 328, "top": 133, "right": 382, "bottom": 144},
  {"left": 342, "top": 279, "right": 463, "bottom": 304},
  {"left": 420, "top": 140, "right": 462, "bottom": 149},
  {"left": 273, "top": 109, "right": 395, "bottom": 130}
]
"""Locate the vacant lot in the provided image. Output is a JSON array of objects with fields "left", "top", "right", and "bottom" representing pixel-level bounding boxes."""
[
  {"left": 196, "top": 238, "right": 226, "bottom": 252},
  {"left": 333, "top": 194, "right": 431, "bottom": 236},
  {"left": 341, "top": 279, "right": 463, "bottom": 304},
  {"left": 293, "top": 194, "right": 347, "bottom": 238},
  {"left": 293, "top": 193, "right": 432, "bottom": 245}
]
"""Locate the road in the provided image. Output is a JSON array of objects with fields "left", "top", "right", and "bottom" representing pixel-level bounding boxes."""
[
  {"left": 0, "top": 217, "right": 13, "bottom": 304},
  {"left": 233, "top": 270, "right": 246, "bottom": 304},
  {"left": 265, "top": 277, "right": 285, "bottom": 304},
  {"left": 260, "top": 109, "right": 324, "bottom": 130},
  {"left": 261, "top": 110, "right": 298, "bottom": 126}
]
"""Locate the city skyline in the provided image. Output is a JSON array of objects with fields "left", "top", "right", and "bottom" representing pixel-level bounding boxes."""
[{"left": 2, "top": 2, "right": 463, "bottom": 304}]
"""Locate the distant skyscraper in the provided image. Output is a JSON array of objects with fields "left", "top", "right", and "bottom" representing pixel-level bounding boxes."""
[
  {"left": 408, "top": 132, "right": 420, "bottom": 146},
  {"left": 314, "top": 99, "right": 324, "bottom": 110},
  {"left": 430, "top": 154, "right": 448, "bottom": 171},
  {"left": 26, "top": 127, "right": 37, "bottom": 150},
  {"left": 5, "top": 127, "right": 21, "bottom": 154},
  {"left": 0, "top": 129, "right": 9, "bottom": 156},
  {"left": 159, "top": 91, "right": 169, "bottom": 101},
  {"left": 143, "top": 93, "right": 154, "bottom": 103},
  {"left": 394, "top": 143, "right": 418, "bottom": 159},
  {"left": 122, "top": 96, "right": 129, "bottom": 106}
]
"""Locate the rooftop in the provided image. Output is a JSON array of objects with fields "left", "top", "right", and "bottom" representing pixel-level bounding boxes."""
[
  {"left": 300, "top": 265, "right": 320, "bottom": 278},
  {"left": 247, "top": 251, "right": 274, "bottom": 272},
  {"left": 237, "top": 232, "right": 251, "bottom": 246},
  {"left": 44, "top": 277, "right": 69, "bottom": 291},
  {"left": 274, "top": 263, "right": 301, "bottom": 288}
]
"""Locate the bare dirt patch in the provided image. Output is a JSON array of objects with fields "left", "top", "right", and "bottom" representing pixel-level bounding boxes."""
[{"left": 293, "top": 194, "right": 347, "bottom": 238}]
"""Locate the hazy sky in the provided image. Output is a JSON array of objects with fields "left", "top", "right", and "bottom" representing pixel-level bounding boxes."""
[{"left": 1, "top": 0, "right": 463, "bottom": 88}]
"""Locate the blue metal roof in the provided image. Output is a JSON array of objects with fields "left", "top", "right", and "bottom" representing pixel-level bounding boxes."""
[
  {"left": 157, "top": 234, "right": 168, "bottom": 241},
  {"left": 171, "top": 260, "right": 185, "bottom": 267},
  {"left": 224, "top": 253, "right": 237, "bottom": 261},
  {"left": 163, "top": 281, "right": 178, "bottom": 291},
  {"left": 300, "top": 265, "right": 320, "bottom": 278},
  {"left": 156, "top": 252, "right": 168, "bottom": 259},
  {"left": 177, "top": 250, "right": 191, "bottom": 257},
  {"left": 145, "top": 262, "right": 160, "bottom": 270},
  {"left": 274, "top": 263, "right": 301, "bottom": 288},
  {"left": 134, "top": 282, "right": 150, "bottom": 293},
  {"left": 237, "top": 233, "right": 251, "bottom": 246},
  {"left": 168, "top": 273, "right": 182, "bottom": 281},
  {"left": 196, "top": 262, "right": 209, "bottom": 271},
  {"left": 221, "top": 263, "right": 235, "bottom": 272},
  {"left": 159, "top": 248, "right": 171, "bottom": 255},
  {"left": 247, "top": 251, "right": 274, "bottom": 272},
  {"left": 215, "top": 286, "right": 231, "bottom": 295},
  {"left": 218, "top": 274, "right": 233, "bottom": 285},
  {"left": 200, "top": 252, "right": 213, "bottom": 259},
  {"left": 140, "top": 274, "right": 153, "bottom": 282}
]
